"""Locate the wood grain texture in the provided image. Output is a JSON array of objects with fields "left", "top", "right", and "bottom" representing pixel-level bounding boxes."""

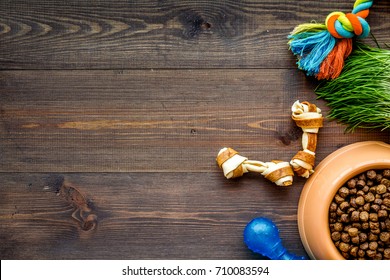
[
  {"left": 1, "top": 69, "right": 388, "bottom": 173},
  {"left": 0, "top": 172, "right": 306, "bottom": 259},
  {"left": 1, "top": 0, "right": 389, "bottom": 260},
  {"left": 0, "top": 0, "right": 389, "bottom": 69}
]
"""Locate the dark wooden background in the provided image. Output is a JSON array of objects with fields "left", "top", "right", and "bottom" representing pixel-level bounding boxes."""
[{"left": 1, "top": 0, "right": 389, "bottom": 260}]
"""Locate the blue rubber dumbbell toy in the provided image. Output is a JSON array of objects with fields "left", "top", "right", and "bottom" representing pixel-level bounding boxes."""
[{"left": 244, "top": 217, "right": 306, "bottom": 260}]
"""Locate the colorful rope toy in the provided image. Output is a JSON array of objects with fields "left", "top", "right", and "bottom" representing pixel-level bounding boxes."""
[{"left": 288, "top": 0, "right": 373, "bottom": 80}]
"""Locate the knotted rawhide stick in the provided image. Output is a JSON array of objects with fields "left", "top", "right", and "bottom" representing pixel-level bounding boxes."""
[
  {"left": 290, "top": 101, "right": 323, "bottom": 178},
  {"left": 216, "top": 147, "right": 294, "bottom": 186},
  {"left": 288, "top": 0, "right": 373, "bottom": 80}
]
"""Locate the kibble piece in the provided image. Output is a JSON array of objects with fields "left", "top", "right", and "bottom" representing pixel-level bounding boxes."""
[
  {"left": 361, "top": 222, "right": 369, "bottom": 230},
  {"left": 364, "top": 192, "right": 375, "bottom": 202},
  {"left": 374, "top": 253, "right": 383, "bottom": 260},
  {"left": 376, "top": 174, "right": 383, "bottom": 183},
  {"left": 370, "top": 228, "right": 381, "bottom": 235},
  {"left": 333, "top": 222, "right": 343, "bottom": 232},
  {"left": 368, "top": 232, "right": 378, "bottom": 241},
  {"left": 378, "top": 209, "right": 388, "bottom": 219},
  {"left": 369, "top": 213, "right": 378, "bottom": 222},
  {"left": 360, "top": 211, "right": 369, "bottom": 222},
  {"left": 348, "top": 227, "right": 359, "bottom": 237},
  {"left": 358, "top": 249, "right": 365, "bottom": 258},
  {"left": 351, "top": 223, "right": 361, "bottom": 230},
  {"left": 368, "top": 241, "right": 378, "bottom": 250},
  {"left": 381, "top": 178, "right": 390, "bottom": 187},
  {"left": 351, "top": 211, "right": 360, "bottom": 222},
  {"left": 374, "top": 198, "right": 383, "bottom": 204},
  {"left": 341, "top": 232, "right": 350, "bottom": 243},
  {"left": 347, "top": 178, "right": 357, "bottom": 189},
  {"left": 350, "top": 197, "right": 357, "bottom": 208},
  {"left": 334, "top": 194, "right": 345, "bottom": 204},
  {"left": 340, "top": 214, "right": 349, "bottom": 223},
  {"left": 383, "top": 198, "right": 390, "bottom": 208},
  {"left": 376, "top": 184, "right": 387, "bottom": 194},
  {"left": 339, "top": 242, "right": 350, "bottom": 252},
  {"left": 371, "top": 204, "right": 380, "bottom": 213},
  {"left": 351, "top": 236, "right": 360, "bottom": 244},
  {"left": 359, "top": 232, "right": 367, "bottom": 243},
  {"left": 357, "top": 179, "right": 366, "bottom": 188},
  {"left": 384, "top": 248, "right": 390, "bottom": 259},
  {"left": 383, "top": 170, "right": 390, "bottom": 178},
  {"left": 367, "top": 170, "right": 377, "bottom": 180},
  {"left": 360, "top": 242, "right": 369, "bottom": 250},
  {"left": 369, "top": 221, "right": 380, "bottom": 230},
  {"left": 329, "top": 202, "right": 337, "bottom": 212},
  {"left": 338, "top": 186, "right": 350, "bottom": 198},
  {"left": 344, "top": 224, "right": 352, "bottom": 232},
  {"left": 350, "top": 246, "right": 359, "bottom": 257},
  {"left": 336, "top": 207, "right": 344, "bottom": 216},
  {"left": 366, "top": 250, "right": 377, "bottom": 258},
  {"left": 339, "top": 201, "right": 350, "bottom": 211},
  {"left": 331, "top": 231, "right": 341, "bottom": 241},
  {"left": 355, "top": 196, "right": 365, "bottom": 206},
  {"left": 379, "top": 232, "right": 390, "bottom": 242},
  {"left": 357, "top": 190, "right": 365, "bottom": 196}
]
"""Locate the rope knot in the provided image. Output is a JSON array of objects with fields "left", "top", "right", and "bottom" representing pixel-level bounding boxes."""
[{"left": 325, "top": 0, "right": 373, "bottom": 39}]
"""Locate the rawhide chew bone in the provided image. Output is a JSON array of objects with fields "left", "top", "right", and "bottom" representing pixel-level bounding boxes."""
[
  {"left": 290, "top": 100, "right": 323, "bottom": 178},
  {"left": 216, "top": 147, "right": 294, "bottom": 186},
  {"left": 244, "top": 217, "right": 306, "bottom": 260}
]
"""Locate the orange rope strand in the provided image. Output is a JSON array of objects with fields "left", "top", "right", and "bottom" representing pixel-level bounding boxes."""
[{"left": 317, "top": 39, "right": 353, "bottom": 80}]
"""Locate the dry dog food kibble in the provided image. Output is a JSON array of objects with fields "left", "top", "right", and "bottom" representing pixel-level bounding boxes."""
[{"left": 329, "top": 169, "right": 390, "bottom": 259}]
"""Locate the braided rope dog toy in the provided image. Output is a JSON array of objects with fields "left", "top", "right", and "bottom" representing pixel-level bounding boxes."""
[
  {"left": 288, "top": 0, "right": 373, "bottom": 80},
  {"left": 216, "top": 100, "right": 323, "bottom": 186}
]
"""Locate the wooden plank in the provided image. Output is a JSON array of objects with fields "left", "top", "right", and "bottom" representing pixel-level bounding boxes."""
[
  {"left": 0, "top": 172, "right": 307, "bottom": 259},
  {"left": 0, "top": 0, "right": 388, "bottom": 69},
  {"left": 1, "top": 69, "right": 389, "bottom": 173}
]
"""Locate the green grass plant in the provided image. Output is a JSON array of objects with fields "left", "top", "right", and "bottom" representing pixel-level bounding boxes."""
[{"left": 315, "top": 43, "right": 390, "bottom": 131}]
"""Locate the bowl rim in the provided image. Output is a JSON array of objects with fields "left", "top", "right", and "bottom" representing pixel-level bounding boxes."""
[{"left": 298, "top": 141, "right": 390, "bottom": 260}]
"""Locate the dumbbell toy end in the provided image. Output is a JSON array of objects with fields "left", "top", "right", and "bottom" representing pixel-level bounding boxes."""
[{"left": 243, "top": 217, "right": 306, "bottom": 260}]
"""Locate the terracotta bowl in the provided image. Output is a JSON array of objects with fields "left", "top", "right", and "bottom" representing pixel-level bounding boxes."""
[{"left": 298, "top": 141, "right": 390, "bottom": 260}]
